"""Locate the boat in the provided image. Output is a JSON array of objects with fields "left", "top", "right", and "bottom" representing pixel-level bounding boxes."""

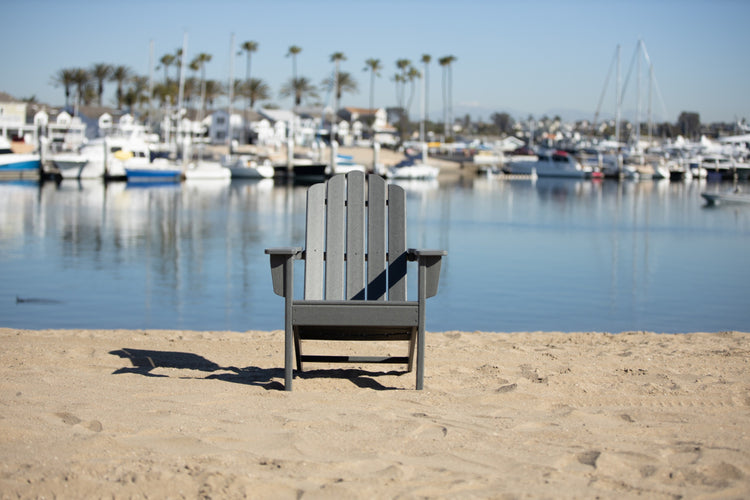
[
  {"left": 386, "top": 144, "right": 439, "bottom": 180},
  {"left": 472, "top": 149, "right": 503, "bottom": 165},
  {"left": 505, "top": 149, "right": 592, "bottom": 178},
  {"left": 0, "top": 136, "right": 40, "bottom": 180},
  {"left": 701, "top": 187, "right": 750, "bottom": 206},
  {"left": 183, "top": 160, "right": 232, "bottom": 181},
  {"left": 51, "top": 134, "right": 154, "bottom": 180},
  {"left": 329, "top": 154, "right": 367, "bottom": 175},
  {"left": 124, "top": 159, "right": 182, "bottom": 184},
  {"left": 221, "top": 155, "right": 275, "bottom": 179}
]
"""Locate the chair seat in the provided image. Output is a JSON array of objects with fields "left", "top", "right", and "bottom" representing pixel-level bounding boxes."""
[{"left": 292, "top": 300, "right": 419, "bottom": 327}]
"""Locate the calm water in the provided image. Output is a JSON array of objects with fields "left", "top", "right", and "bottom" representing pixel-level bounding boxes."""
[{"left": 1, "top": 176, "right": 748, "bottom": 333}]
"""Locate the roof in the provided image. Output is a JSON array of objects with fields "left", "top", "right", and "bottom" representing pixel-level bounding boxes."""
[
  {"left": 258, "top": 108, "right": 296, "bottom": 123},
  {"left": 0, "top": 91, "right": 19, "bottom": 103},
  {"left": 344, "top": 107, "right": 378, "bottom": 116}
]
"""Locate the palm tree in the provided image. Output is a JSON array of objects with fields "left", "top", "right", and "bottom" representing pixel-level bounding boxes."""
[
  {"left": 280, "top": 76, "right": 318, "bottom": 107},
  {"left": 126, "top": 75, "right": 150, "bottom": 115},
  {"left": 246, "top": 78, "right": 271, "bottom": 108},
  {"left": 239, "top": 40, "right": 259, "bottom": 125},
  {"left": 438, "top": 55, "right": 457, "bottom": 138},
  {"left": 158, "top": 53, "right": 175, "bottom": 84},
  {"left": 51, "top": 68, "right": 77, "bottom": 107},
  {"left": 152, "top": 81, "right": 177, "bottom": 108},
  {"left": 421, "top": 54, "right": 431, "bottom": 123},
  {"left": 70, "top": 68, "right": 90, "bottom": 111},
  {"left": 190, "top": 53, "right": 212, "bottom": 120},
  {"left": 203, "top": 80, "right": 224, "bottom": 110},
  {"left": 394, "top": 58, "right": 411, "bottom": 109},
  {"left": 110, "top": 65, "right": 132, "bottom": 110},
  {"left": 329, "top": 52, "right": 346, "bottom": 115},
  {"left": 363, "top": 58, "right": 382, "bottom": 113},
  {"left": 321, "top": 71, "right": 358, "bottom": 106},
  {"left": 90, "top": 63, "right": 112, "bottom": 106},
  {"left": 405, "top": 66, "right": 421, "bottom": 117},
  {"left": 286, "top": 45, "right": 302, "bottom": 82}
]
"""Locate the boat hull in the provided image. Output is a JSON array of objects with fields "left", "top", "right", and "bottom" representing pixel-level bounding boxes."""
[{"left": 0, "top": 156, "right": 41, "bottom": 180}]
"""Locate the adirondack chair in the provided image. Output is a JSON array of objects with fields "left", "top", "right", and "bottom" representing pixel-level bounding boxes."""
[{"left": 265, "top": 171, "right": 446, "bottom": 390}]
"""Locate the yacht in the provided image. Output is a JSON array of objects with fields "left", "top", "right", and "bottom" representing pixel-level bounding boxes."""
[
  {"left": 505, "top": 150, "right": 592, "bottom": 178},
  {"left": 0, "top": 136, "right": 40, "bottom": 180}
]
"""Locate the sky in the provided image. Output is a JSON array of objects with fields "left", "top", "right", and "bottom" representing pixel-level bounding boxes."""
[{"left": 3, "top": 0, "right": 749, "bottom": 124}]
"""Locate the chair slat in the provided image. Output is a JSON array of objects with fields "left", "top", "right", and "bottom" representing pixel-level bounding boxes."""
[
  {"left": 304, "top": 183, "right": 325, "bottom": 299},
  {"left": 367, "top": 174, "right": 387, "bottom": 300},
  {"left": 346, "top": 171, "right": 366, "bottom": 299},
  {"left": 387, "top": 184, "right": 407, "bottom": 300},
  {"left": 325, "top": 174, "right": 346, "bottom": 300}
]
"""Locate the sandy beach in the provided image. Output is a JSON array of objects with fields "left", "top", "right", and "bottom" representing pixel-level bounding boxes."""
[{"left": 1, "top": 328, "right": 748, "bottom": 498}]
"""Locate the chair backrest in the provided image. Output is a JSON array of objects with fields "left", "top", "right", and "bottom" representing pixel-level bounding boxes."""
[{"left": 303, "top": 171, "right": 407, "bottom": 301}]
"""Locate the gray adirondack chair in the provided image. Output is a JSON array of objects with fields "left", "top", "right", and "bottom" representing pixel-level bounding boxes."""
[{"left": 265, "top": 171, "right": 446, "bottom": 390}]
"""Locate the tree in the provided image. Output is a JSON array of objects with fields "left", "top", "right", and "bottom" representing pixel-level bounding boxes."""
[
  {"left": 70, "top": 68, "right": 90, "bottom": 110},
  {"left": 110, "top": 65, "right": 132, "bottom": 110},
  {"left": 243, "top": 78, "right": 271, "bottom": 108},
  {"left": 438, "top": 55, "right": 457, "bottom": 138},
  {"left": 126, "top": 75, "right": 150, "bottom": 114},
  {"left": 363, "top": 58, "right": 382, "bottom": 112},
  {"left": 239, "top": 40, "right": 259, "bottom": 126},
  {"left": 287, "top": 45, "right": 302, "bottom": 81},
  {"left": 329, "top": 52, "right": 346, "bottom": 108},
  {"left": 90, "top": 63, "right": 112, "bottom": 106},
  {"left": 158, "top": 53, "right": 175, "bottom": 84},
  {"left": 677, "top": 111, "right": 700, "bottom": 139},
  {"left": 394, "top": 58, "right": 411, "bottom": 109},
  {"left": 490, "top": 112, "right": 514, "bottom": 135},
  {"left": 321, "top": 71, "right": 358, "bottom": 106},
  {"left": 280, "top": 76, "right": 318, "bottom": 107},
  {"left": 421, "top": 54, "right": 431, "bottom": 122},
  {"left": 190, "top": 53, "right": 212, "bottom": 119},
  {"left": 203, "top": 80, "right": 223, "bottom": 109},
  {"left": 51, "top": 68, "right": 77, "bottom": 107}
]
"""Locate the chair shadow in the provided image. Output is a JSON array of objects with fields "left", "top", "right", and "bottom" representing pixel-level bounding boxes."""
[{"left": 109, "top": 348, "right": 407, "bottom": 391}]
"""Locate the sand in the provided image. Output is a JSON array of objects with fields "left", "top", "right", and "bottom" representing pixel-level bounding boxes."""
[{"left": 0, "top": 328, "right": 748, "bottom": 499}]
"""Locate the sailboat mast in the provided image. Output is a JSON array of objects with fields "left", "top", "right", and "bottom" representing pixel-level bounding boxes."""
[
  {"left": 228, "top": 33, "right": 235, "bottom": 146},
  {"left": 635, "top": 39, "right": 642, "bottom": 153},
  {"left": 615, "top": 44, "right": 621, "bottom": 145},
  {"left": 177, "top": 32, "right": 188, "bottom": 113}
]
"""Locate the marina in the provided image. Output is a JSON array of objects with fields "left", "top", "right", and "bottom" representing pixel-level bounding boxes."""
[{"left": 1, "top": 173, "right": 747, "bottom": 334}]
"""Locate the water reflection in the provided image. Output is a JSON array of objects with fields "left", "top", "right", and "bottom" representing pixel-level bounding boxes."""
[{"left": 0, "top": 175, "right": 748, "bottom": 333}]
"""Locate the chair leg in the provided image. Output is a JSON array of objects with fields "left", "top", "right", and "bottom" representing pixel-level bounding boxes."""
[
  {"left": 294, "top": 330, "right": 303, "bottom": 371},
  {"left": 407, "top": 329, "right": 417, "bottom": 372},
  {"left": 416, "top": 323, "right": 425, "bottom": 390},
  {"left": 285, "top": 323, "right": 293, "bottom": 391}
]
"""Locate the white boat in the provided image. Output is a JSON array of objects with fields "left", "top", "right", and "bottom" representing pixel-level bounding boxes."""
[
  {"left": 506, "top": 150, "right": 591, "bottom": 178},
  {"left": 701, "top": 187, "right": 750, "bottom": 206},
  {"left": 183, "top": 160, "right": 232, "bottom": 181},
  {"left": 387, "top": 163, "right": 439, "bottom": 180},
  {"left": 0, "top": 137, "right": 40, "bottom": 180},
  {"left": 329, "top": 154, "right": 367, "bottom": 175},
  {"left": 221, "top": 155, "right": 274, "bottom": 179},
  {"left": 52, "top": 135, "right": 154, "bottom": 180},
  {"left": 386, "top": 143, "right": 439, "bottom": 180},
  {"left": 124, "top": 159, "right": 182, "bottom": 184},
  {"left": 472, "top": 149, "right": 503, "bottom": 165}
]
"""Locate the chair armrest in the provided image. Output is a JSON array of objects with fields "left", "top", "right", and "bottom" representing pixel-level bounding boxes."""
[
  {"left": 266, "top": 247, "right": 303, "bottom": 297},
  {"left": 407, "top": 249, "right": 447, "bottom": 259},
  {"left": 265, "top": 247, "right": 303, "bottom": 257},
  {"left": 407, "top": 248, "right": 447, "bottom": 299}
]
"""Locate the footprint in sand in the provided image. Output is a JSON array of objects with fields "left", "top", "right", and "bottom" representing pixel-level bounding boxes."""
[{"left": 54, "top": 412, "right": 102, "bottom": 432}]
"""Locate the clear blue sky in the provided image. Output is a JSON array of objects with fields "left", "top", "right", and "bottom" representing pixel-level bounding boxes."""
[{"left": 4, "top": 0, "right": 748, "bottom": 124}]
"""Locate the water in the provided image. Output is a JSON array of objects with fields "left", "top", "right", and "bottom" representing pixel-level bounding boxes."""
[{"left": 1, "top": 176, "right": 748, "bottom": 333}]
